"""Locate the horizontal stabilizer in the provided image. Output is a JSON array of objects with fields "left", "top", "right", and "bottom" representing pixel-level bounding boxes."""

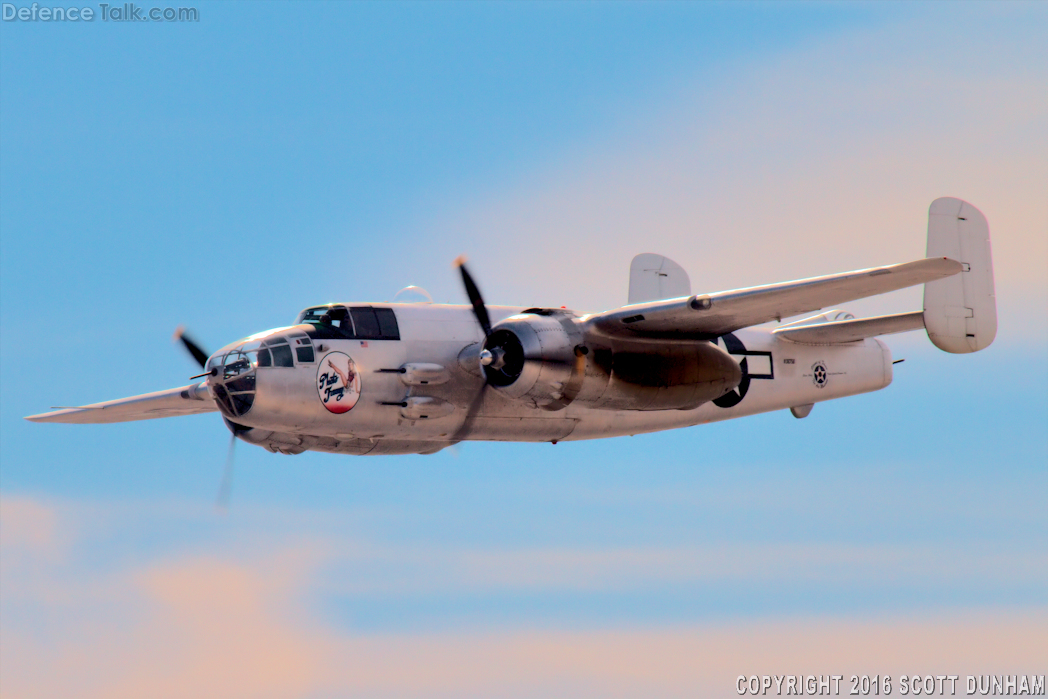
[
  {"left": 774, "top": 311, "right": 925, "bottom": 345},
  {"left": 924, "top": 198, "right": 997, "bottom": 353},
  {"left": 25, "top": 382, "right": 215, "bottom": 424},
  {"left": 588, "top": 256, "right": 961, "bottom": 339}
]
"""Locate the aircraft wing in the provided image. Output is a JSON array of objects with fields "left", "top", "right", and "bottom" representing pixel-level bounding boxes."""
[
  {"left": 586, "top": 257, "right": 961, "bottom": 340},
  {"left": 25, "top": 382, "right": 216, "bottom": 424}
]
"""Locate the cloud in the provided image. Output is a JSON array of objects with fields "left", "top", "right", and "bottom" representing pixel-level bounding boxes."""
[
  {"left": 0, "top": 495, "right": 60, "bottom": 553},
  {"left": 401, "top": 9, "right": 1046, "bottom": 342},
  {"left": 2, "top": 494, "right": 1045, "bottom": 698},
  {"left": 313, "top": 541, "right": 1047, "bottom": 597},
  {"left": 4, "top": 537, "right": 1046, "bottom": 699},
  {"left": 323, "top": 614, "right": 1048, "bottom": 698}
]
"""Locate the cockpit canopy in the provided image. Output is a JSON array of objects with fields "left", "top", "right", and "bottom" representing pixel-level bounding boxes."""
[{"left": 296, "top": 305, "right": 400, "bottom": 341}]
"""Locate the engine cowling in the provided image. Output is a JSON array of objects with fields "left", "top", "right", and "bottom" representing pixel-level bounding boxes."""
[
  {"left": 466, "top": 310, "right": 743, "bottom": 413},
  {"left": 580, "top": 339, "right": 743, "bottom": 410},
  {"left": 482, "top": 310, "right": 586, "bottom": 411}
]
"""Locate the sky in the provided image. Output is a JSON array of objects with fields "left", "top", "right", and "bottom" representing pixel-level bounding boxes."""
[{"left": 1, "top": 2, "right": 1046, "bottom": 697}]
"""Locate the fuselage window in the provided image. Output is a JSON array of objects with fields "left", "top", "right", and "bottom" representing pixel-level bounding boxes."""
[
  {"left": 270, "top": 343, "right": 294, "bottom": 367},
  {"left": 259, "top": 338, "right": 294, "bottom": 368},
  {"left": 375, "top": 308, "right": 400, "bottom": 339},
  {"left": 350, "top": 307, "right": 381, "bottom": 339},
  {"left": 291, "top": 335, "right": 315, "bottom": 363}
]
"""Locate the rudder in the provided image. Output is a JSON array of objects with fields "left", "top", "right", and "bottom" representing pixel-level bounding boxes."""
[
  {"left": 923, "top": 197, "right": 997, "bottom": 353},
  {"left": 628, "top": 253, "right": 691, "bottom": 305}
]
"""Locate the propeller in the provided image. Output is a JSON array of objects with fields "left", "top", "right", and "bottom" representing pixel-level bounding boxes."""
[
  {"left": 216, "top": 418, "right": 252, "bottom": 512},
  {"left": 454, "top": 255, "right": 493, "bottom": 337},
  {"left": 173, "top": 325, "right": 210, "bottom": 369},
  {"left": 451, "top": 256, "right": 497, "bottom": 443},
  {"left": 216, "top": 428, "right": 237, "bottom": 512},
  {"left": 454, "top": 256, "right": 510, "bottom": 371},
  {"left": 172, "top": 325, "right": 241, "bottom": 511},
  {"left": 451, "top": 256, "right": 586, "bottom": 433}
]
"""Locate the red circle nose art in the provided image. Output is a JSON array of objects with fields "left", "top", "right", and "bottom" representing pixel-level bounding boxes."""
[{"left": 317, "top": 352, "right": 361, "bottom": 414}]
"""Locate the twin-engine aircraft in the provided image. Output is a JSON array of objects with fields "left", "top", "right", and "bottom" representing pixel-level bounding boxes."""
[{"left": 28, "top": 198, "right": 997, "bottom": 458}]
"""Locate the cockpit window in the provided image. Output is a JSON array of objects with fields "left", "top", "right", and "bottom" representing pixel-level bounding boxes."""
[
  {"left": 326, "top": 307, "right": 354, "bottom": 334},
  {"left": 296, "top": 305, "right": 400, "bottom": 341}
]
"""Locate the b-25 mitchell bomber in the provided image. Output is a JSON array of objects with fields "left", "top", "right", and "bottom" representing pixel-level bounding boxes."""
[{"left": 27, "top": 198, "right": 996, "bottom": 459}]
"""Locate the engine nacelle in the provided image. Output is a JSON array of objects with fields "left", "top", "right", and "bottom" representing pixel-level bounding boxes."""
[
  {"left": 578, "top": 339, "right": 743, "bottom": 411},
  {"left": 476, "top": 310, "right": 743, "bottom": 413},
  {"left": 482, "top": 310, "right": 586, "bottom": 411}
]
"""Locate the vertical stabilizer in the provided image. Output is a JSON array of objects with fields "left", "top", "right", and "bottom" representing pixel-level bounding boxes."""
[
  {"left": 923, "top": 198, "right": 997, "bottom": 353},
  {"left": 628, "top": 254, "right": 691, "bottom": 304}
]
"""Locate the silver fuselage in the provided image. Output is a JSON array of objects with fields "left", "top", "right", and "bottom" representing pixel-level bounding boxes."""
[{"left": 208, "top": 303, "right": 892, "bottom": 456}]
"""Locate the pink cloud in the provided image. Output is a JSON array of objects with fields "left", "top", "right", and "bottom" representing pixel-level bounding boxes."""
[
  {"left": 6, "top": 553, "right": 1045, "bottom": 699},
  {"left": 393, "top": 11, "right": 1046, "bottom": 344},
  {"left": 0, "top": 495, "right": 60, "bottom": 553},
  {"left": 2, "top": 495, "right": 1044, "bottom": 698}
]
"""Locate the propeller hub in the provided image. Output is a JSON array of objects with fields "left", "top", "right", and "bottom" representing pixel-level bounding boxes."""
[{"left": 479, "top": 347, "right": 506, "bottom": 370}]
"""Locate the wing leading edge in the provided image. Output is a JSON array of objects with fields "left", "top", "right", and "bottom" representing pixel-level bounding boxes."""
[
  {"left": 25, "top": 382, "right": 215, "bottom": 424},
  {"left": 586, "top": 257, "right": 961, "bottom": 340}
]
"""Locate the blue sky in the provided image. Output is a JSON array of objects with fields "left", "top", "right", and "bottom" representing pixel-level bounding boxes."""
[{"left": 2, "top": 2, "right": 1046, "bottom": 697}]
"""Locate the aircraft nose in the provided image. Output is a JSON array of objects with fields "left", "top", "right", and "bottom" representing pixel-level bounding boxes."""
[{"left": 206, "top": 349, "right": 257, "bottom": 420}]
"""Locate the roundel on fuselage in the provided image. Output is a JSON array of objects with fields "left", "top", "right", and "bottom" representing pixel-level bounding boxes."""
[
  {"left": 712, "top": 333, "right": 749, "bottom": 408},
  {"left": 317, "top": 352, "right": 361, "bottom": 414}
]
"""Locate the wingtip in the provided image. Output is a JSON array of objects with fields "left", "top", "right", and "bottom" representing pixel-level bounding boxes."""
[
  {"left": 25, "top": 407, "right": 80, "bottom": 422},
  {"left": 25, "top": 411, "right": 60, "bottom": 423}
]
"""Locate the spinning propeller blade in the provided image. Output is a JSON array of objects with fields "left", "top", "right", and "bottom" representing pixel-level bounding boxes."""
[
  {"left": 216, "top": 431, "right": 236, "bottom": 512},
  {"left": 451, "top": 255, "right": 498, "bottom": 443},
  {"left": 171, "top": 326, "right": 235, "bottom": 510},
  {"left": 454, "top": 256, "right": 493, "bottom": 338},
  {"left": 216, "top": 418, "right": 251, "bottom": 512},
  {"left": 173, "top": 326, "right": 210, "bottom": 369}
]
